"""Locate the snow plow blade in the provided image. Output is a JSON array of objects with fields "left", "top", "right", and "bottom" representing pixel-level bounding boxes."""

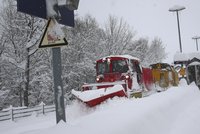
[{"left": 71, "top": 85, "right": 126, "bottom": 107}]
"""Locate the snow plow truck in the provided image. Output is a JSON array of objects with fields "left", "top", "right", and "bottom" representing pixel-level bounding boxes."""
[
  {"left": 150, "top": 63, "right": 179, "bottom": 89},
  {"left": 72, "top": 55, "right": 154, "bottom": 107}
]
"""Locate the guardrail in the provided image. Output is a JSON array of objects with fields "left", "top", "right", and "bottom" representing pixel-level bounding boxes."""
[{"left": 0, "top": 103, "right": 55, "bottom": 122}]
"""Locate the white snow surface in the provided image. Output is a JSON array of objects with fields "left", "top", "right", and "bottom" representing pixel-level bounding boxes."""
[
  {"left": 1, "top": 80, "right": 200, "bottom": 134},
  {"left": 45, "top": 0, "right": 58, "bottom": 17},
  {"left": 57, "top": 0, "right": 66, "bottom": 6}
]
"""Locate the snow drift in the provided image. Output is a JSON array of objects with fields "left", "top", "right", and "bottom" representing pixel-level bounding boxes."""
[{"left": 1, "top": 80, "right": 200, "bottom": 134}]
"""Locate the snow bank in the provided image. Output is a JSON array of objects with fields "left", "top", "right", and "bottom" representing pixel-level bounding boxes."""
[{"left": 1, "top": 83, "right": 200, "bottom": 134}]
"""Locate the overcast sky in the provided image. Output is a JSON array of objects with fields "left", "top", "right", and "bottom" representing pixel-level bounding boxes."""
[{"left": 77, "top": 0, "right": 200, "bottom": 63}]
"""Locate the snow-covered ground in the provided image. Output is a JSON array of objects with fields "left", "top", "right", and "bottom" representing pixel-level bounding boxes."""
[{"left": 1, "top": 80, "right": 200, "bottom": 134}]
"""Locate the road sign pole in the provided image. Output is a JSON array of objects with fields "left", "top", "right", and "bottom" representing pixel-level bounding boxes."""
[
  {"left": 17, "top": 0, "right": 79, "bottom": 124},
  {"left": 52, "top": 47, "right": 66, "bottom": 123}
]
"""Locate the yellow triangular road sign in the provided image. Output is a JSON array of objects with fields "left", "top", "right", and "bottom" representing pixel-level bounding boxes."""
[{"left": 39, "top": 18, "right": 68, "bottom": 48}]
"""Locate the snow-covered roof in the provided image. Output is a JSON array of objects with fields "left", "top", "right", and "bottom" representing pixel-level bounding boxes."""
[
  {"left": 174, "top": 52, "right": 200, "bottom": 62},
  {"left": 188, "top": 52, "right": 200, "bottom": 60},
  {"left": 173, "top": 52, "right": 188, "bottom": 62},
  {"left": 188, "top": 61, "right": 200, "bottom": 66},
  {"left": 103, "top": 55, "right": 140, "bottom": 61}
]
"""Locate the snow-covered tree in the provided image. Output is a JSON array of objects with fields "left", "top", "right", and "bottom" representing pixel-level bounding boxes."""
[
  {"left": 143, "top": 37, "right": 167, "bottom": 66},
  {"left": 62, "top": 15, "right": 100, "bottom": 92},
  {"left": 102, "top": 15, "right": 135, "bottom": 55},
  {"left": 0, "top": 0, "right": 53, "bottom": 107},
  {"left": 126, "top": 38, "right": 149, "bottom": 62}
]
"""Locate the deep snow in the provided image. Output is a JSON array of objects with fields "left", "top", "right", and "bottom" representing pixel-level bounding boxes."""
[{"left": 1, "top": 80, "right": 200, "bottom": 134}]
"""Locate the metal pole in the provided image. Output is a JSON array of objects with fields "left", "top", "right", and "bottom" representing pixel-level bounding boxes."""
[
  {"left": 52, "top": 47, "right": 66, "bottom": 124},
  {"left": 196, "top": 39, "right": 199, "bottom": 51},
  {"left": 24, "top": 47, "right": 30, "bottom": 106},
  {"left": 192, "top": 36, "right": 200, "bottom": 51},
  {"left": 176, "top": 11, "right": 183, "bottom": 53}
]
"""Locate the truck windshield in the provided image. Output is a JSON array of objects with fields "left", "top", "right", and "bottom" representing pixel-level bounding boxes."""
[
  {"left": 97, "top": 60, "right": 129, "bottom": 74},
  {"left": 112, "top": 60, "right": 128, "bottom": 73}
]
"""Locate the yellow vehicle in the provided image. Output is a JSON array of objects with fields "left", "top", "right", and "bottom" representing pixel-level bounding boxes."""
[{"left": 150, "top": 63, "right": 179, "bottom": 88}]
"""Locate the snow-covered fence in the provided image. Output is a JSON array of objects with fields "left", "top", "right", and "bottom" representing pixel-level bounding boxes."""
[{"left": 0, "top": 103, "right": 55, "bottom": 122}]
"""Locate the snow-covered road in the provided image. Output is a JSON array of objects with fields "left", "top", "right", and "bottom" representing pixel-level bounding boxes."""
[{"left": 1, "top": 80, "right": 200, "bottom": 134}]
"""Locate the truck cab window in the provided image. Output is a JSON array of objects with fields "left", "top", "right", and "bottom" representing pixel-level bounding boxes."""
[{"left": 112, "top": 60, "right": 129, "bottom": 73}]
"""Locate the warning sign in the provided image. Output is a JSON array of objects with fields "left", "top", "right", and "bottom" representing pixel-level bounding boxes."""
[{"left": 39, "top": 18, "right": 68, "bottom": 48}]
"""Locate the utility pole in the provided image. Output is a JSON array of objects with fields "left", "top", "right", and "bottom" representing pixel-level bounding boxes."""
[
  {"left": 169, "top": 5, "right": 186, "bottom": 53},
  {"left": 192, "top": 36, "right": 200, "bottom": 51}
]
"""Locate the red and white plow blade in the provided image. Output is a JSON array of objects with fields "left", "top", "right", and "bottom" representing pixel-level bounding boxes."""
[{"left": 71, "top": 85, "right": 126, "bottom": 107}]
